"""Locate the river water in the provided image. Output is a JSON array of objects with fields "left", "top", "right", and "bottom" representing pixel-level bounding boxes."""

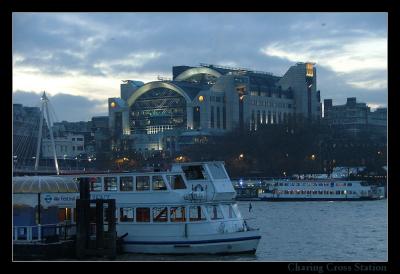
[{"left": 116, "top": 200, "right": 387, "bottom": 261}]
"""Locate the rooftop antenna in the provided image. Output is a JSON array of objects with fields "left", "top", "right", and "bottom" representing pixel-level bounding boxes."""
[{"left": 34, "top": 91, "right": 60, "bottom": 175}]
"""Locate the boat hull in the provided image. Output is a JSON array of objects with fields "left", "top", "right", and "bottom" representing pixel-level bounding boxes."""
[{"left": 122, "top": 230, "right": 260, "bottom": 254}]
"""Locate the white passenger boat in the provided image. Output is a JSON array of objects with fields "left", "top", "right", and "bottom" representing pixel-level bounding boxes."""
[
  {"left": 258, "top": 179, "right": 385, "bottom": 201},
  {"left": 13, "top": 162, "right": 261, "bottom": 254}
]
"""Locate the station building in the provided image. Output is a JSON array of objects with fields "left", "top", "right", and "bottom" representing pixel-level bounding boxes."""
[{"left": 108, "top": 63, "right": 322, "bottom": 155}]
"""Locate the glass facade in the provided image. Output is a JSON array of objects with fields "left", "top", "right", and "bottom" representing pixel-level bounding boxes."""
[{"left": 130, "top": 87, "right": 187, "bottom": 134}]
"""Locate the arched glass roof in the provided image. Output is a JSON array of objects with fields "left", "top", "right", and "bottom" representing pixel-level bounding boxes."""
[
  {"left": 13, "top": 176, "right": 79, "bottom": 193},
  {"left": 174, "top": 67, "right": 221, "bottom": 81}
]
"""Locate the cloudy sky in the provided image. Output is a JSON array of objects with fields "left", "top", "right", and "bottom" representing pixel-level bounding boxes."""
[{"left": 12, "top": 12, "right": 387, "bottom": 122}]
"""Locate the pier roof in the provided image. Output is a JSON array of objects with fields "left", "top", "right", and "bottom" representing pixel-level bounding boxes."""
[{"left": 13, "top": 176, "right": 79, "bottom": 193}]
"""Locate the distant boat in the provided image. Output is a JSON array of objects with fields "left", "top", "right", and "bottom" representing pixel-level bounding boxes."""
[{"left": 258, "top": 180, "right": 385, "bottom": 201}]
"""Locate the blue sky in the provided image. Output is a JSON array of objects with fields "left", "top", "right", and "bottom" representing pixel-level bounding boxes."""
[{"left": 12, "top": 12, "right": 387, "bottom": 122}]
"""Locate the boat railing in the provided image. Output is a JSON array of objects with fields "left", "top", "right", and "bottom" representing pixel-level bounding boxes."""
[{"left": 13, "top": 223, "right": 76, "bottom": 242}]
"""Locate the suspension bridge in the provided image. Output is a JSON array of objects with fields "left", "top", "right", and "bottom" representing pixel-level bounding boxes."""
[{"left": 13, "top": 92, "right": 83, "bottom": 176}]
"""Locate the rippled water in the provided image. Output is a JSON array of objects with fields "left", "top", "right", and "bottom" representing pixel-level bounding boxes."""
[{"left": 117, "top": 200, "right": 387, "bottom": 261}]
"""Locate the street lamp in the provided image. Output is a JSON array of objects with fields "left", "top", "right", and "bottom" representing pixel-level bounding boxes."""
[{"left": 239, "top": 153, "right": 244, "bottom": 160}]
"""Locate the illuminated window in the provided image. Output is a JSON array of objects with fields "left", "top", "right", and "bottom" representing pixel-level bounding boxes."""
[
  {"left": 120, "top": 176, "right": 133, "bottom": 191},
  {"left": 136, "top": 176, "right": 150, "bottom": 191},
  {"left": 104, "top": 177, "right": 118, "bottom": 191},
  {"left": 89, "top": 177, "right": 102, "bottom": 191},
  {"left": 306, "top": 63, "right": 314, "bottom": 77},
  {"left": 120, "top": 207, "right": 134, "bottom": 222},
  {"left": 170, "top": 206, "right": 186, "bottom": 222},
  {"left": 153, "top": 207, "right": 168, "bottom": 222},
  {"left": 136, "top": 208, "right": 150, "bottom": 222},
  {"left": 152, "top": 175, "right": 167, "bottom": 191}
]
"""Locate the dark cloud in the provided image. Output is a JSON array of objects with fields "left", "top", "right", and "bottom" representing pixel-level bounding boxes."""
[
  {"left": 14, "top": 13, "right": 386, "bottom": 77},
  {"left": 13, "top": 12, "right": 387, "bottom": 118},
  {"left": 13, "top": 90, "right": 107, "bottom": 122}
]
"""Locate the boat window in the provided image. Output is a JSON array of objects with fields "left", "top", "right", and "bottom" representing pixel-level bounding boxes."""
[
  {"left": 189, "top": 206, "right": 206, "bottom": 221},
  {"left": 347, "top": 183, "right": 352, "bottom": 186},
  {"left": 89, "top": 177, "right": 102, "bottom": 191},
  {"left": 152, "top": 207, "right": 168, "bottom": 222},
  {"left": 168, "top": 175, "right": 186, "bottom": 189},
  {"left": 296, "top": 183, "right": 300, "bottom": 186},
  {"left": 336, "top": 190, "right": 341, "bottom": 195},
  {"left": 104, "top": 177, "right": 118, "bottom": 191},
  {"left": 182, "top": 165, "right": 206, "bottom": 180},
  {"left": 120, "top": 176, "right": 134, "bottom": 191},
  {"left": 207, "top": 163, "right": 228, "bottom": 179},
  {"left": 136, "top": 208, "right": 150, "bottom": 222},
  {"left": 136, "top": 176, "right": 150, "bottom": 191},
  {"left": 152, "top": 175, "right": 167, "bottom": 191},
  {"left": 120, "top": 208, "right": 134, "bottom": 222},
  {"left": 170, "top": 206, "right": 186, "bottom": 222},
  {"left": 206, "top": 205, "right": 224, "bottom": 220},
  {"left": 221, "top": 204, "right": 237, "bottom": 219}
]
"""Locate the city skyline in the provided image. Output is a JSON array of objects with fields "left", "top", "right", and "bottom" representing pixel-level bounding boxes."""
[{"left": 12, "top": 12, "right": 387, "bottom": 122}]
